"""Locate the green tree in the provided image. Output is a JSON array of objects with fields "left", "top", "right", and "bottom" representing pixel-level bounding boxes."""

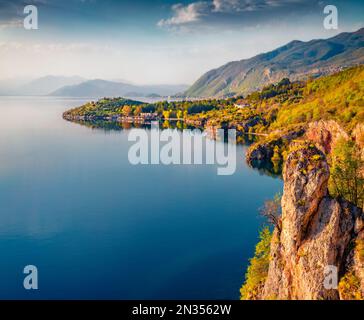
[{"left": 329, "top": 138, "right": 364, "bottom": 209}]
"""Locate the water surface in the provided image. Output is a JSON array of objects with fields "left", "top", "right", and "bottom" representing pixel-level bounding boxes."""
[{"left": 0, "top": 97, "right": 282, "bottom": 299}]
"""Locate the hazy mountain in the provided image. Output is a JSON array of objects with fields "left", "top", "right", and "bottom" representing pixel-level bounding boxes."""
[
  {"left": 10, "top": 76, "right": 86, "bottom": 96},
  {"left": 111, "top": 78, "right": 134, "bottom": 85},
  {"left": 0, "top": 77, "right": 34, "bottom": 95},
  {"left": 50, "top": 80, "right": 188, "bottom": 98},
  {"left": 184, "top": 28, "right": 364, "bottom": 98}
]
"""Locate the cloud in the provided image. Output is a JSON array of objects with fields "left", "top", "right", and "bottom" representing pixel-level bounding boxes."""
[
  {"left": 213, "top": 0, "right": 266, "bottom": 12},
  {"left": 213, "top": 0, "right": 315, "bottom": 12},
  {"left": 157, "top": 2, "right": 212, "bottom": 27},
  {"left": 0, "top": 19, "right": 23, "bottom": 30},
  {"left": 158, "top": 0, "right": 320, "bottom": 29}
]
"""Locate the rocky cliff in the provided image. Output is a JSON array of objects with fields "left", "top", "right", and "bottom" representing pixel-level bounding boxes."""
[
  {"left": 260, "top": 144, "right": 364, "bottom": 300},
  {"left": 306, "top": 120, "right": 349, "bottom": 154}
]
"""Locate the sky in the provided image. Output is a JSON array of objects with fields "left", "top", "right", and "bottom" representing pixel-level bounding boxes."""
[{"left": 0, "top": 0, "right": 363, "bottom": 85}]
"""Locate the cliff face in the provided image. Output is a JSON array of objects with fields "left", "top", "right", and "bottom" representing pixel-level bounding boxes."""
[
  {"left": 261, "top": 145, "right": 364, "bottom": 300},
  {"left": 306, "top": 120, "right": 349, "bottom": 154},
  {"left": 246, "top": 128, "right": 305, "bottom": 165}
]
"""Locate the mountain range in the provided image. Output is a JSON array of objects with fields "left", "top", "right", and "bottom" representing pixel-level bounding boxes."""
[
  {"left": 50, "top": 80, "right": 188, "bottom": 98},
  {"left": 2, "top": 28, "right": 363, "bottom": 99},
  {"left": 0, "top": 76, "right": 86, "bottom": 96},
  {"left": 184, "top": 28, "right": 364, "bottom": 98},
  {"left": 0, "top": 76, "right": 188, "bottom": 98},
  {"left": 22, "top": 76, "right": 86, "bottom": 96}
]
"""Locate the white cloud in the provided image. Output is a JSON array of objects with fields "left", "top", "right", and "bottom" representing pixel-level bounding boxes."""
[
  {"left": 213, "top": 0, "right": 264, "bottom": 12},
  {"left": 0, "top": 18, "right": 22, "bottom": 30},
  {"left": 158, "top": 2, "right": 211, "bottom": 27}
]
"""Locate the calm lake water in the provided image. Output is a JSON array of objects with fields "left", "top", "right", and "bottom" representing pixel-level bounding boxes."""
[{"left": 0, "top": 97, "right": 282, "bottom": 299}]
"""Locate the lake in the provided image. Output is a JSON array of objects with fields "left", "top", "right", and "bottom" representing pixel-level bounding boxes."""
[{"left": 0, "top": 96, "right": 282, "bottom": 299}]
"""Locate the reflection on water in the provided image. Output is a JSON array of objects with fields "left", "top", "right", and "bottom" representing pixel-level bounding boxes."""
[
  {"left": 68, "top": 119, "right": 282, "bottom": 177},
  {"left": 248, "top": 159, "right": 283, "bottom": 178},
  {"left": 64, "top": 119, "right": 191, "bottom": 131}
]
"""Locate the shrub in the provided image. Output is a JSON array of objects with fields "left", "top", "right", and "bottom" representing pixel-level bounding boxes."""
[
  {"left": 240, "top": 227, "right": 272, "bottom": 300},
  {"left": 356, "top": 239, "right": 364, "bottom": 263},
  {"left": 329, "top": 138, "right": 364, "bottom": 209},
  {"left": 338, "top": 271, "right": 363, "bottom": 300}
]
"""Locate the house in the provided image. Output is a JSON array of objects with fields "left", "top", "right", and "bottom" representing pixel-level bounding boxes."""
[
  {"left": 140, "top": 113, "right": 159, "bottom": 120},
  {"left": 234, "top": 103, "right": 250, "bottom": 109}
]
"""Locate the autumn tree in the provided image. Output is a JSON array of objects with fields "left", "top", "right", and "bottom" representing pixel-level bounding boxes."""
[
  {"left": 162, "top": 110, "right": 171, "bottom": 119},
  {"left": 259, "top": 193, "right": 282, "bottom": 233},
  {"left": 134, "top": 106, "right": 142, "bottom": 116},
  {"left": 122, "top": 105, "right": 132, "bottom": 116},
  {"left": 176, "top": 110, "right": 183, "bottom": 119}
]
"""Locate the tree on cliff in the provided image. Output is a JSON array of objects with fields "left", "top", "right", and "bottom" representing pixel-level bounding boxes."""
[
  {"left": 259, "top": 193, "right": 282, "bottom": 233},
  {"left": 329, "top": 138, "right": 364, "bottom": 209}
]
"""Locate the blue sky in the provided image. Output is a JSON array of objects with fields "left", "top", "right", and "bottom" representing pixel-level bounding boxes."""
[{"left": 0, "top": 0, "right": 363, "bottom": 84}]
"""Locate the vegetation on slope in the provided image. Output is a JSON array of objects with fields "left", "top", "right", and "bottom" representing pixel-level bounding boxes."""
[
  {"left": 272, "top": 65, "right": 364, "bottom": 132},
  {"left": 338, "top": 271, "right": 363, "bottom": 300},
  {"left": 185, "top": 66, "right": 364, "bottom": 143},
  {"left": 64, "top": 98, "right": 144, "bottom": 118},
  {"left": 240, "top": 227, "right": 272, "bottom": 300},
  {"left": 63, "top": 97, "right": 236, "bottom": 119}
]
